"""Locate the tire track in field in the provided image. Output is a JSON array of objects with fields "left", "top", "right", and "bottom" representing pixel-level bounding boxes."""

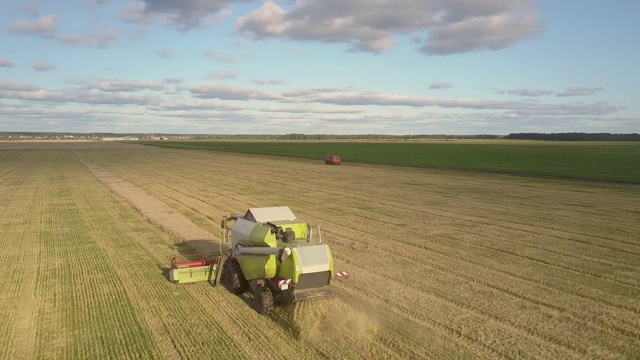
[
  {"left": 0, "top": 151, "right": 42, "bottom": 360},
  {"left": 10, "top": 186, "right": 41, "bottom": 360},
  {"left": 76, "top": 153, "right": 217, "bottom": 251},
  {"left": 75, "top": 154, "right": 226, "bottom": 358},
  {"left": 71, "top": 167, "right": 279, "bottom": 359},
  {"left": 0, "top": 213, "right": 21, "bottom": 358},
  {"left": 87, "top": 153, "right": 265, "bottom": 219},
  {"left": 74, "top": 184, "right": 243, "bottom": 359},
  {"left": 39, "top": 152, "right": 160, "bottom": 359}
]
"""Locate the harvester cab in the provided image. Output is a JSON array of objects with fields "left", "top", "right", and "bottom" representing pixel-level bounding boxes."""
[
  {"left": 220, "top": 206, "right": 348, "bottom": 314},
  {"left": 169, "top": 206, "right": 348, "bottom": 315}
]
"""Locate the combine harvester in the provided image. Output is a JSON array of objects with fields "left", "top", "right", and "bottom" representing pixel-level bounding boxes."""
[{"left": 169, "top": 207, "right": 348, "bottom": 314}]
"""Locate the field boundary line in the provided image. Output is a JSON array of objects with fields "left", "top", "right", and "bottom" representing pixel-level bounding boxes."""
[{"left": 74, "top": 152, "right": 217, "bottom": 250}]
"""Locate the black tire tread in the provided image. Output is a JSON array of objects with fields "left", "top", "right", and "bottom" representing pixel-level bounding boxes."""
[
  {"left": 254, "top": 287, "right": 274, "bottom": 315},
  {"left": 222, "top": 260, "right": 248, "bottom": 295}
]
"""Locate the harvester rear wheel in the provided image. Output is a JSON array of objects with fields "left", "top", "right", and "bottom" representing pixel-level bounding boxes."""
[
  {"left": 222, "top": 260, "right": 248, "bottom": 295},
  {"left": 254, "top": 287, "right": 274, "bottom": 315}
]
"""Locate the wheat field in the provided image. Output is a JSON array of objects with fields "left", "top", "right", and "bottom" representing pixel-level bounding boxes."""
[{"left": 1, "top": 141, "right": 639, "bottom": 359}]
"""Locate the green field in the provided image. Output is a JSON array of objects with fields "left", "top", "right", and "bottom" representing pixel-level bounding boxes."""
[
  {"left": 2, "top": 141, "right": 640, "bottom": 359},
  {"left": 136, "top": 140, "right": 640, "bottom": 184}
]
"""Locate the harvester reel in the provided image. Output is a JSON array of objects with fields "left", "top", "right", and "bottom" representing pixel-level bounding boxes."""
[
  {"left": 254, "top": 287, "right": 274, "bottom": 315},
  {"left": 222, "top": 260, "right": 248, "bottom": 295}
]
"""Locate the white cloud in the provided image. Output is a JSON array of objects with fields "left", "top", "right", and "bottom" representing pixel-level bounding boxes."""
[
  {"left": 0, "top": 80, "right": 157, "bottom": 105},
  {"left": 0, "top": 87, "right": 154, "bottom": 105},
  {"left": 60, "top": 28, "right": 121, "bottom": 48},
  {"left": 0, "top": 79, "right": 621, "bottom": 118},
  {"left": 237, "top": 1, "right": 286, "bottom": 37},
  {"left": 155, "top": 48, "right": 172, "bottom": 59},
  {"left": 184, "top": 83, "right": 623, "bottom": 117},
  {"left": 0, "top": 57, "right": 15, "bottom": 67},
  {"left": 32, "top": 62, "right": 56, "bottom": 71},
  {"left": 0, "top": 79, "right": 627, "bottom": 134},
  {"left": 300, "top": 90, "right": 622, "bottom": 116},
  {"left": 0, "top": 80, "right": 40, "bottom": 91},
  {"left": 205, "top": 50, "right": 236, "bottom": 63},
  {"left": 237, "top": 0, "right": 542, "bottom": 55},
  {"left": 91, "top": 0, "right": 114, "bottom": 7},
  {"left": 282, "top": 87, "right": 346, "bottom": 97},
  {"left": 422, "top": 10, "right": 542, "bottom": 54},
  {"left": 259, "top": 105, "right": 364, "bottom": 114},
  {"left": 121, "top": 0, "right": 251, "bottom": 31},
  {"left": 148, "top": 99, "right": 247, "bottom": 111},
  {"left": 503, "top": 88, "right": 553, "bottom": 97},
  {"left": 429, "top": 82, "right": 453, "bottom": 90},
  {"left": 163, "top": 78, "right": 183, "bottom": 84},
  {"left": 208, "top": 70, "right": 238, "bottom": 80},
  {"left": 7, "top": 15, "right": 61, "bottom": 36},
  {"left": 187, "top": 83, "right": 283, "bottom": 101},
  {"left": 252, "top": 78, "right": 287, "bottom": 86},
  {"left": 556, "top": 86, "right": 604, "bottom": 97},
  {"left": 93, "top": 80, "right": 165, "bottom": 92}
]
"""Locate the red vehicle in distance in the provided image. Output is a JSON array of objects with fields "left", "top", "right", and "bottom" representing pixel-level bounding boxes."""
[{"left": 324, "top": 155, "right": 341, "bottom": 165}]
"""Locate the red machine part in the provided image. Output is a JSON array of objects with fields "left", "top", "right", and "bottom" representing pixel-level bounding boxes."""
[
  {"left": 172, "top": 255, "right": 217, "bottom": 268},
  {"left": 277, "top": 279, "right": 292, "bottom": 290}
]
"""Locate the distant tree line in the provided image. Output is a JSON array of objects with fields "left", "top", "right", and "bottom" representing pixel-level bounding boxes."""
[
  {"left": 207, "top": 134, "right": 502, "bottom": 140},
  {"left": 505, "top": 133, "right": 640, "bottom": 141},
  {"left": 5, "top": 131, "right": 638, "bottom": 141}
]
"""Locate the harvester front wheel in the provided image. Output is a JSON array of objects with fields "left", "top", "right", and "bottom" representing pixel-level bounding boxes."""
[
  {"left": 222, "top": 260, "right": 248, "bottom": 295},
  {"left": 254, "top": 287, "right": 274, "bottom": 315}
]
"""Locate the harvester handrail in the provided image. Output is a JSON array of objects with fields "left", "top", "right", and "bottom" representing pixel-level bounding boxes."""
[{"left": 310, "top": 224, "right": 322, "bottom": 244}]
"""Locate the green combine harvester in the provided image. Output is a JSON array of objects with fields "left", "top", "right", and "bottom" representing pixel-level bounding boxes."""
[{"left": 169, "top": 207, "right": 348, "bottom": 314}]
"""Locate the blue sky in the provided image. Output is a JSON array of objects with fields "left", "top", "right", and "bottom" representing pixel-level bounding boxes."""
[{"left": 1, "top": 0, "right": 638, "bottom": 135}]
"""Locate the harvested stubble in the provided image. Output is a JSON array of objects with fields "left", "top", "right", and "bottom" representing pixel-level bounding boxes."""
[{"left": 1, "top": 141, "right": 639, "bottom": 360}]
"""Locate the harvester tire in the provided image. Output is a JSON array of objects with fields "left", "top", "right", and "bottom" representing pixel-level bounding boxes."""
[
  {"left": 254, "top": 287, "right": 274, "bottom": 315},
  {"left": 222, "top": 260, "right": 248, "bottom": 295}
]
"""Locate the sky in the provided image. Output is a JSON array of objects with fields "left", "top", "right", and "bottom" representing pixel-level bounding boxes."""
[{"left": 0, "top": 0, "right": 639, "bottom": 135}]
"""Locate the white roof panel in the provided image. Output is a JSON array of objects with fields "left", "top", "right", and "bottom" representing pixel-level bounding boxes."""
[{"left": 247, "top": 206, "right": 297, "bottom": 223}]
